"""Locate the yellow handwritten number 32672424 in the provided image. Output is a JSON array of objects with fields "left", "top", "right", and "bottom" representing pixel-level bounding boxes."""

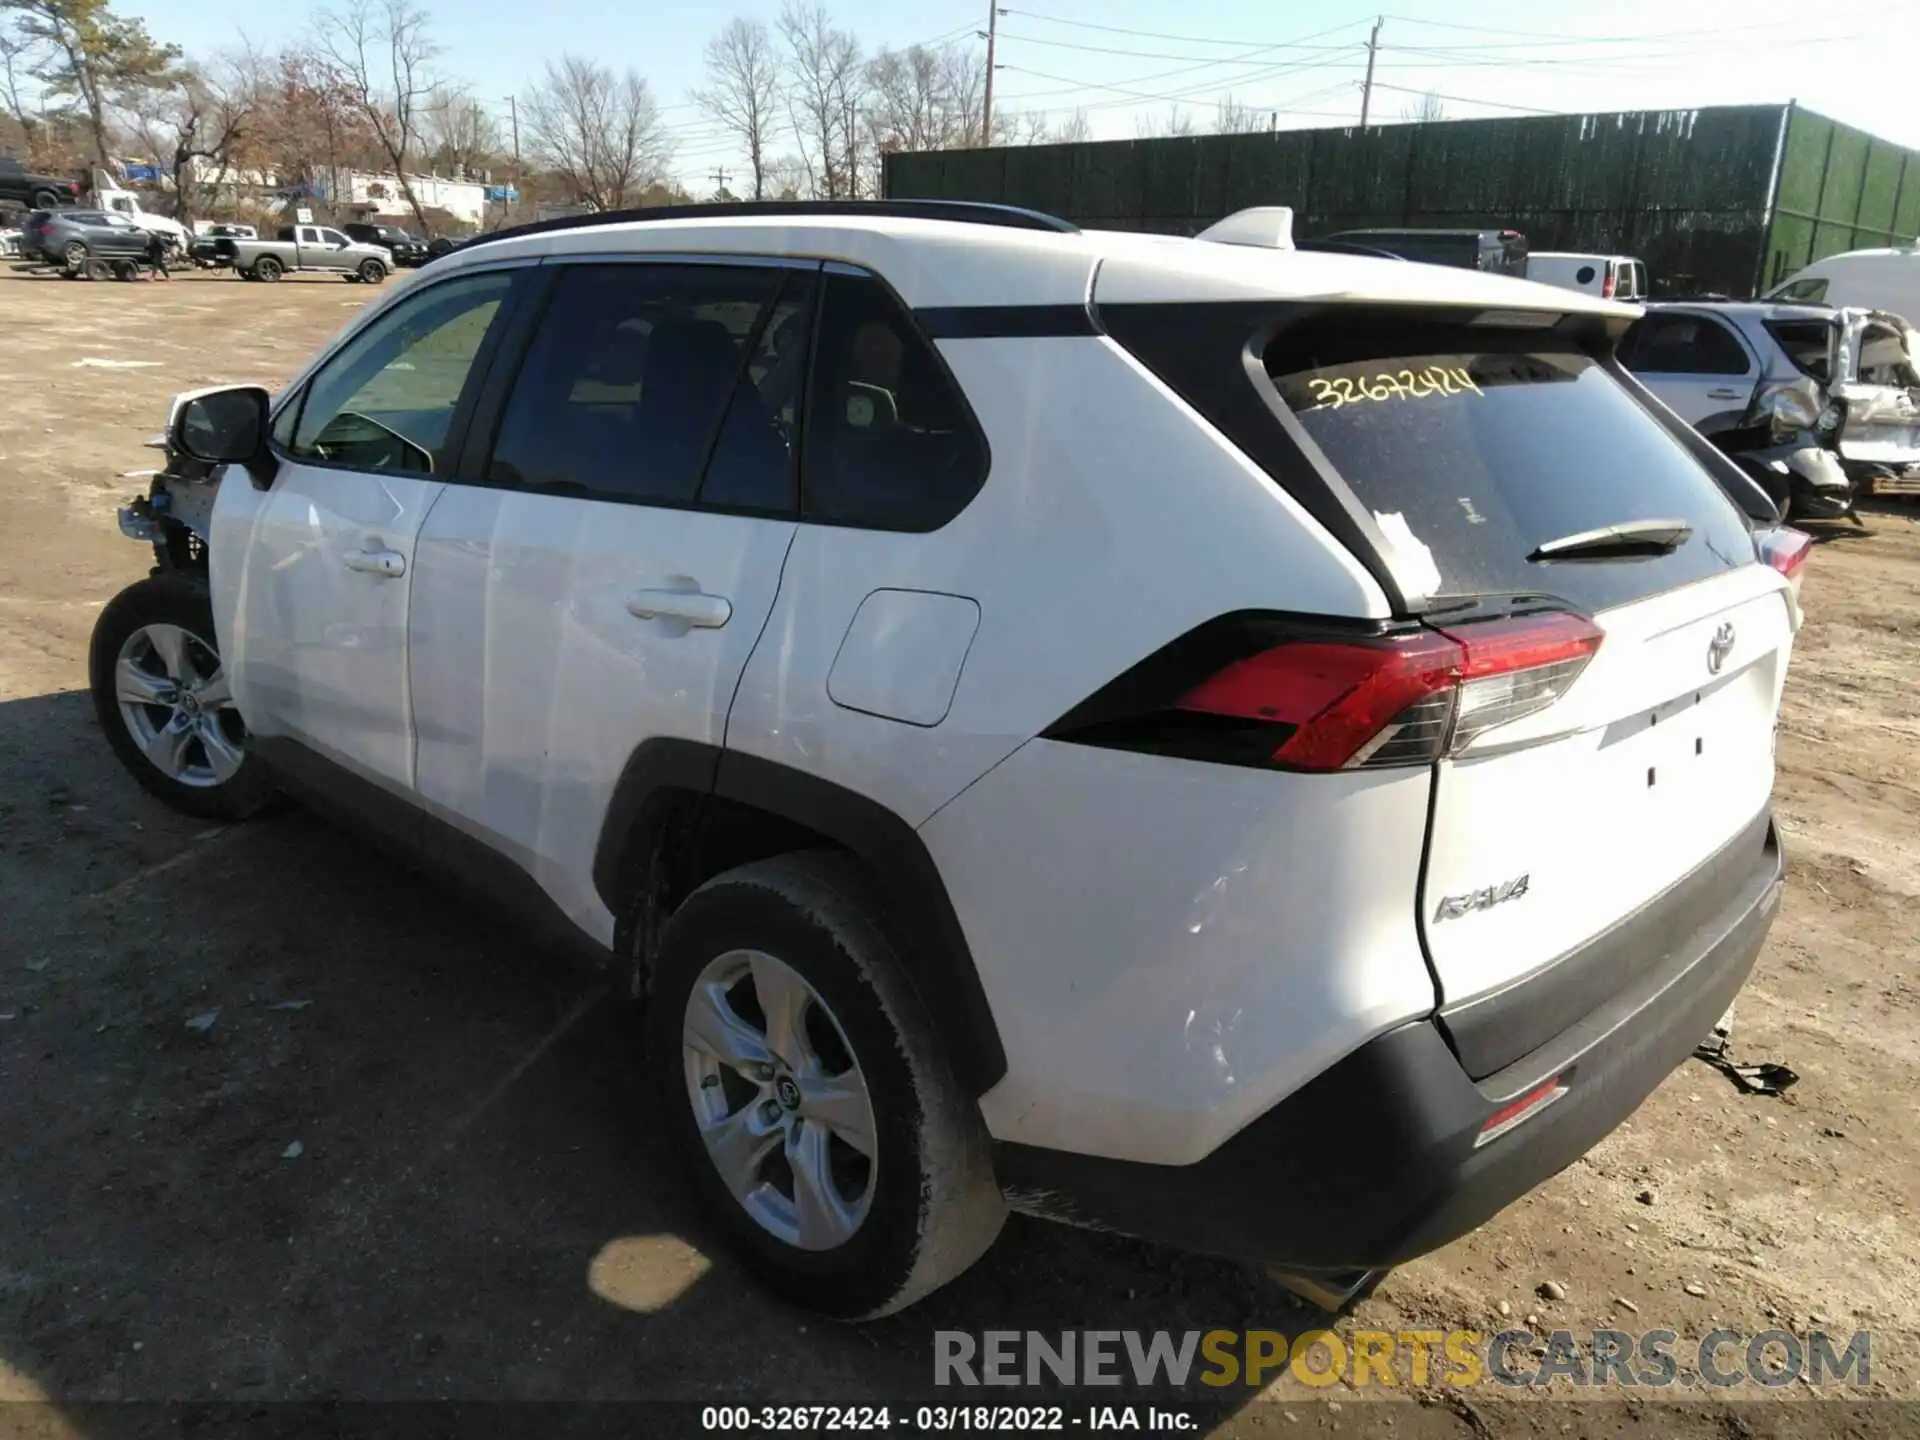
[{"left": 1308, "top": 367, "right": 1483, "bottom": 409}]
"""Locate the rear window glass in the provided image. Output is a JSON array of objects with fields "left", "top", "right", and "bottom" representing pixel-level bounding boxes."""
[
  {"left": 1265, "top": 314, "right": 1754, "bottom": 612},
  {"left": 1764, "top": 320, "right": 1833, "bottom": 381}
]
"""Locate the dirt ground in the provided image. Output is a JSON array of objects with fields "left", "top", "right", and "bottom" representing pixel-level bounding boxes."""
[{"left": 0, "top": 265, "right": 1916, "bottom": 1439}]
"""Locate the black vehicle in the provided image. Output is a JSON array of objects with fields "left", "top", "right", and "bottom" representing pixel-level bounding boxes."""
[
  {"left": 421, "top": 233, "right": 474, "bottom": 264},
  {"left": 343, "top": 221, "right": 429, "bottom": 266},
  {"left": 188, "top": 223, "right": 255, "bottom": 266},
  {"left": 0, "top": 156, "right": 82, "bottom": 212},
  {"left": 1316, "top": 227, "right": 1529, "bottom": 276}
]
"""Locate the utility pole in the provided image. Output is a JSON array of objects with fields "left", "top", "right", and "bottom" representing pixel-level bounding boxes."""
[
  {"left": 506, "top": 94, "right": 521, "bottom": 223},
  {"left": 981, "top": 1, "right": 1000, "bottom": 145},
  {"left": 1359, "top": 16, "right": 1382, "bottom": 128},
  {"left": 710, "top": 165, "right": 733, "bottom": 199}
]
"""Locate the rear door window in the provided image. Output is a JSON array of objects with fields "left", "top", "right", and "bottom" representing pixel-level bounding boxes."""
[
  {"left": 488, "top": 262, "right": 790, "bottom": 506},
  {"left": 1763, "top": 319, "right": 1835, "bottom": 381},
  {"left": 1264, "top": 312, "right": 1754, "bottom": 612},
  {"left": 1618, "top": 312, "right": 1750, "bottom": 375}
]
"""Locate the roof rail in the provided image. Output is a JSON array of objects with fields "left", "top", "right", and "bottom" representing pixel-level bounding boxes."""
[{"left": 465, "top": 200, "right": 1080, "bottom": 253}]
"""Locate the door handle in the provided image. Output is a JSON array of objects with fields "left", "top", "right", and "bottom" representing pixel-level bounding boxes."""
[
  {"left": 343, "top": 547, "right": 406, "bottom": 578},
  {"left": 1706, "top": 387, "right": 1746, "bottom": 400},
  {"left": 626, "top": 589, "right": 732, "bottom": 628}
]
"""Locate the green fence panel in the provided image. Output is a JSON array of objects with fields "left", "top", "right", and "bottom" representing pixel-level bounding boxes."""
[
  {"left": 1856, "top": 142, "right": 1904, "bottom": 237},
  {"left": 1764, "top": 108, "right": 1920, "bottom": 287},
  {"left": 1219, "top": 131, "right": 1317, "bottom": 218},
  {"left": 887, "top": 103, "right": 1916, "bottom": 297},
  {"left": 1895, "top": 155, "right": 1920, "bottom": 243}
]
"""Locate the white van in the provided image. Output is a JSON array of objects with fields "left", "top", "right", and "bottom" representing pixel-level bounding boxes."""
[
  {"left": 1765, "top": 247, "right": 1920, "bottom": 325},
  {"left": 1527, "top": 252, "right": 1647, "bottom": 301}
]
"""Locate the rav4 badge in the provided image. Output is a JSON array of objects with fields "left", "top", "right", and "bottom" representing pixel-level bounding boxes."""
[{"left": 1434, "top": 874, "right": 1530, "bottom": 922}]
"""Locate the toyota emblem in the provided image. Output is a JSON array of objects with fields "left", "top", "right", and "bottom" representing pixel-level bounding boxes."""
[{"left": 1707, "top": 621, "right": 1736, "bottom": 675}]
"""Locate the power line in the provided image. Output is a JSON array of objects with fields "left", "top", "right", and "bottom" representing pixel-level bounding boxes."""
[
  {"left": 999, "top": 60, "right": 1363, "bottom": 113},
  {"left": 1379, "top": 11, "right": 1832, "bottom": 43},
  {"left": 1003, "top": 7, "right": 1370, "bottom": 49},
  {"left": 996, "top": 43, "right": 1367, "bottom": 106},
  {"left": 994, "top": 30, "right": 1363, "bottom": 66},
  {"left": 1358, "top": 79, "right": 1559, "bottom": 115},
  {"left": 1382, "top": 35, "right": 1866, "bottom": 71}
]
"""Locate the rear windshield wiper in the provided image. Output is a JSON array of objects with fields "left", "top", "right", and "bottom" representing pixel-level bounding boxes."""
[{"left": 1529, "top": 519, "right": 1693, "bottom": 562}]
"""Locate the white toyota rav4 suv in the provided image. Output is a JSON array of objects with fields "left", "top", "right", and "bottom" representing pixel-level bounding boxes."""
[{"left": 92, "top": 201, "right": 1798, "bottom": 1320}]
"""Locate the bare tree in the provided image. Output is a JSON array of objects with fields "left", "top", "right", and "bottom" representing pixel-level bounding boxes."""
[
  {"left": 1047, "top": 108, "right": 1092, "bottom": 144},
  {"left": 127, "top": 59, "right": 253, "bottom": 226},
  {"left": 423, "top": 88, "right": 498, "bottom": 176},
  {"left": 777, "top": 1, "right": 862, "bottom": 199},
  {"left": 522, "top": 54, "right": 672, "bottom": 211},
  {"left": 248, "top": 45, "right": 380, "bottom": 222},
  {"left": 1136, "top": 105, "right": 1197, "bottom": 139},
  {"left": 1400, "top": 89, "right": 1445, "bottom": 123},
  {"left": 1, "top": 18, "right": 43, "bottom": 158},
  {"left": 1212, "top": 93, "right": 1266, "bottom": 135},
  {"left": 763, "top": 151, "right": 806, "bottom": 200},
  {"left": 695, "top": 17, "right": 780, "bottom": 201},
  {"left": 313, "top": 0, "right": 438, "bottom": 230}
]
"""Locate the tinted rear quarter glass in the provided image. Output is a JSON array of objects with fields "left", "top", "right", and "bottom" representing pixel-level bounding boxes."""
[
  {"left": 1264, "top": 312, "right": 1754, "bottom": 612},
  {"left": 800, "top": 271, "right": 987, "bottom": 531}
]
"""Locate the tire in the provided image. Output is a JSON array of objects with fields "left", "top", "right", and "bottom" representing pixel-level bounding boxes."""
[
  {"left": 252, "top": 256, "right": 282, "bottom": 282},
  {"left": 647, "top": 852, "right": 1005, "bottom": 1319},
  {"left": 357, "top": 259, "right": 386, "bottom": 284},
  {"left": 88, "top": 574, "right": 277, "bottom": 821},
  {"left": 30, "top": 187, "right": 61, "bottom": 210},
  {"left": 62, "top": 239, "right": 87, "bottom": 274}
]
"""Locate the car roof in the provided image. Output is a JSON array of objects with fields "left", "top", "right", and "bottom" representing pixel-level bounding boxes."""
[
  {"left": 1649, "top": 300, "right": 1834, "bottom": 323},
  {"left": 431, "top": 211, "right": 1634, "bottom": 318},
  {"left": 1326, "top": 227, "right": 1514, "bottom": 240},
  {"left": 1795, "top": 247, "right": 1920, "bottom": 267}
]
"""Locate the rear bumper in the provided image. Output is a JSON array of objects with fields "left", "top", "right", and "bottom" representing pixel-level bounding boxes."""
[{"left": 995, "top": 816, "right": 1783, "bottom": 1272}]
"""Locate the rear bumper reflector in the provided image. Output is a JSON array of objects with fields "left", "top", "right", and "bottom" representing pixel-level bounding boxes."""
[{"left": 1473, "top": 1077, "right": 1567, "bottom": 1147}]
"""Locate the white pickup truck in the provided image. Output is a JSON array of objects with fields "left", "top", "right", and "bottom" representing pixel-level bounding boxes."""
[
  {"left": 220, "top": 223, "right": 392, "bottom": 283},
  {"left": 89, "top": 172, "right": 190, "bottom": 250}
]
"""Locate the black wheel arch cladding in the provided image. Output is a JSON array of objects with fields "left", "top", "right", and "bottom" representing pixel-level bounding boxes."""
[{"left": 595, "top": 739, "right": 1008, "bottom": 1097}]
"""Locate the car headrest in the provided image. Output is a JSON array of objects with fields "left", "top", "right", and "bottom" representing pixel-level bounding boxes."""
[{"left": 641, "top": 319, "right": 740, "bottom": 409}]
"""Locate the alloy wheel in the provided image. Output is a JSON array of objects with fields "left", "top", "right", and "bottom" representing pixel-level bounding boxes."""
[
  {"left": 113, "top": 622, "right": 245, "bottom": 789},
  {"left": 682, "top": 948, "right": 878, "bottom": 1251}
]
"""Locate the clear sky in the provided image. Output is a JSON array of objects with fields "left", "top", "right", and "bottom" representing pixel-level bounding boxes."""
[{"left": 110, "top": 0, "right": 1920, "bottom": 192}]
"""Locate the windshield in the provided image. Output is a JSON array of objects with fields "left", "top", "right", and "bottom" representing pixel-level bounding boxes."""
[{"left": 1265, "top": 312, "right": 1753, "bottom": 611}]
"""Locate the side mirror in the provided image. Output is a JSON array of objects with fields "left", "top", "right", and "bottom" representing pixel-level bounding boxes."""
[{"left": 171, "top": 385, "right": 277, "bottom": 488}]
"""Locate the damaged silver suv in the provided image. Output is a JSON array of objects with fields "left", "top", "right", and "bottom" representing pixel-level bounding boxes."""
[{"left": 1621, "top": 300, "right": 1920, "bottom": 516}]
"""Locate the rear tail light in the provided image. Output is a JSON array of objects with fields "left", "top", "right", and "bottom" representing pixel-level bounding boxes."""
[
  {"left": 1052, "top": 611, "right": 1603, "bottom": 773},
  {"left": 1756, "top": 525, "right": 1812, "bottom": 596},
  {"left": 1601, "top": 270, "right": 1616, "bottom": 299}
]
